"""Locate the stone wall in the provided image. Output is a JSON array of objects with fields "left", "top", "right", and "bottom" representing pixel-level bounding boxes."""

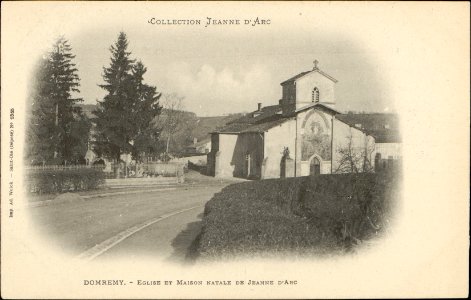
[
  {"left": 214, "top": 134, "right": 238, "bottom": 177},
  {"left": 210, "top": 133, "right": 264, "bottom": 179},
  {"left": 231, "top": 133, "right": 264, "bottom": 179},
  {"left": 263, "top": 119, "right": 296, "bottom": 179}
]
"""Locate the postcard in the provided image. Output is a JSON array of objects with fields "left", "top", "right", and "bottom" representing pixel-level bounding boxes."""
[{"left": 1, "top": 1, "right": 469, "bottom": 299}]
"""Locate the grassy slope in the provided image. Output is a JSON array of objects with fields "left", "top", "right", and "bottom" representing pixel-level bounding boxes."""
[{"left": 195, "top": 172, "right": 401, "bottom": 259}]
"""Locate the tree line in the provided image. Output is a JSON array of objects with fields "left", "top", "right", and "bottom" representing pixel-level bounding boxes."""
[{"left": 26, "top": 32, "right": 182, "bottom": 166}]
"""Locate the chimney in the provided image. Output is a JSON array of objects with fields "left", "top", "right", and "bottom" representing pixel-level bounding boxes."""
[{"left": 257, "top": 103, "right": 262, "bottom": 111}]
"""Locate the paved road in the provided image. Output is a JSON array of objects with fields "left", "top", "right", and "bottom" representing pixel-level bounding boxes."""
[{"left": 28, "top": 172, "right": 243, "bottom": 263}]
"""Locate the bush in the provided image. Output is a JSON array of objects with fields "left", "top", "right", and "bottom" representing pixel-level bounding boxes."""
[
  {"left": 196, "top": 171, "right": 401, "bottom": 258},
  {"left": 27, "top": 168, "right": 105, "bottom": 194}
]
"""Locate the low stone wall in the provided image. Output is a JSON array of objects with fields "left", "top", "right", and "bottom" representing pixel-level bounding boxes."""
[
  {"left": 171, "top": 155, "right": 207, "bottom": 166},
  {"left": 105, "top": 176, "right": 183, "bottom": 187}
]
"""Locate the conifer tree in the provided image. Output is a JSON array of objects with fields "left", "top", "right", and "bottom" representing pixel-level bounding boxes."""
[
  {"left": 93, "top": 32, "right": 161, "bottom": 163},
  {"left": 129, "top": 61, "right": 162, "bottom": 161},
  {"left": 27, "top": 37, "right": 90, "bottom": 165}
]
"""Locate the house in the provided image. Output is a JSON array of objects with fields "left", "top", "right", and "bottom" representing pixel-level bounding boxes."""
[
  {"left": 195, "top": 138, "right": 211, "bottom": 154},
  {"left": 207, "top": 60, "right": 401, "bottom": 179},
  {"left": 184, "top": 137, "right": 212, "bottom": 155}
]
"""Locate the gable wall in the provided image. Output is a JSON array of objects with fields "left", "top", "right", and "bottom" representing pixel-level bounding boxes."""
[
  {"left": 295, "top": 108, "right": 335, "bottom": 176},
  {"left": 296, "top": 72, "right": 335, "bottom": 109},
  {"left": 213, "top": 134, "right": 237, "bottom": 177}
]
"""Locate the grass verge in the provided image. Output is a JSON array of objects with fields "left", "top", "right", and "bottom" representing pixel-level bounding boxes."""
[{"left": 195, "top": 171, "right": 400, "bottom": 259}]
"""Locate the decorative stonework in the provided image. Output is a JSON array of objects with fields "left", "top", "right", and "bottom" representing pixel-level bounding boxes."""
[{"left": 301, "top": 110, "right": 332, "bottom": 161}]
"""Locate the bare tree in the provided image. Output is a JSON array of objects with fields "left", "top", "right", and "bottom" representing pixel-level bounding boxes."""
[
  {"left": 156, "top": 93, "right": 185, "bottom": 157},
  {"left": 333, "top": 128, "right": 374, "bottom": 174},
  {"left": 332, "top": 129, "right": 379, "bottom": 249}
]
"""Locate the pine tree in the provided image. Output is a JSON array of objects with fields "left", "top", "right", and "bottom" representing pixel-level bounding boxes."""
[
  {"left": 27, "top": 58, "right": 58, "bottom": 164},
  {"left": 27, "top": 37, "right": 90, "bottom": 165},
  {"left": 129, "top": 61, "right": 162, "bottom": 161},
  {"left": 93, "top": 32, "right": 161, "bottom": 163}
]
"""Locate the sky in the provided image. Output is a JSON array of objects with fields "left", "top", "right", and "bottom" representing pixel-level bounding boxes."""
[{"left": 54, "top": 15, "right": 393, "bottom": 117}]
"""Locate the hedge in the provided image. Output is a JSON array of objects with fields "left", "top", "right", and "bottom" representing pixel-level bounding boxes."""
[
  {"left": 27, "top": 168, "right": 105, "bottom": 194},
  {"left": 195, "top": 171, "right": 401, "bottom": 259}
]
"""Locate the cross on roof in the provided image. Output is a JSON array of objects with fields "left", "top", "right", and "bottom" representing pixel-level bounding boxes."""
[{"left": 313, "top": 59, "right": 319, "bottom": 70}]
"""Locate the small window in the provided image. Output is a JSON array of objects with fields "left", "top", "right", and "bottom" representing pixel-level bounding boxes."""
[{"left": 312, "top": 87, "right": 320, "bottom": 103}]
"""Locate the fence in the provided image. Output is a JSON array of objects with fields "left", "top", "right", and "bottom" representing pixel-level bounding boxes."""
[
  {"left": 25, "top": 165, "right": 105, "bottom": 171},
  {"left": 137, "top": 162, "right": 185, "bottom": 177},
  {"left": 25, "top": 162, "right": 185, "bottom": 182}
]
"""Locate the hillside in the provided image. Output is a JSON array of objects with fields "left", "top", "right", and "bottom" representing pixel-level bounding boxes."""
[
  {"left": 78, "top": 104, "right": 97, "bottom": 119},
  {"left": 77, "top": 104, "right": 243, "bottom": 147},
  {"left": 191, "top": 114, "right": 243, "bottom": 142}
]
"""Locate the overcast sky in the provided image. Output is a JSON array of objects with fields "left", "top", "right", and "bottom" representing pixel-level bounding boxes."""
[{"left": 60, "top": 16, "right": 393, "bottom": 117}]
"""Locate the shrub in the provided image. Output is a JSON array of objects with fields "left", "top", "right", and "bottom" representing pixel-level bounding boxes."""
[
  {"left": 196, "top": 171, "right": 400, "bottom": 258},
  {"left": 27, "top": 168, "right": 105, "bottom": 194}
]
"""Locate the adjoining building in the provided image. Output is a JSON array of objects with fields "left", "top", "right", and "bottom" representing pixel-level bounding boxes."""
[
  {"left": 183, "top": 137, "right": 212, "bottom": 155},
  {"left": 207, "top": 61, "right": 401, "bottom": 179}
]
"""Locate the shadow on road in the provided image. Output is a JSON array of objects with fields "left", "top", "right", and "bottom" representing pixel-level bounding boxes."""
[{"left": 168, "top": 212, "right": 204, "bottom": 264}]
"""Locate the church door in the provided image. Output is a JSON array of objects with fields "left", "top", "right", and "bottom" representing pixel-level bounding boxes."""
[{"left": 310, "top": 157, "right": 321, "bottom": 175}]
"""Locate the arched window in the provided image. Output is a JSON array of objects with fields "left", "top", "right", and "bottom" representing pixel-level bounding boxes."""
[{"left": 312, "top": 87, "right": 320, "bottom": 103}]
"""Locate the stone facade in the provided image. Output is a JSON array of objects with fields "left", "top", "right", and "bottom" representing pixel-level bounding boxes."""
[{"left": 296, "top": 108, "right": 334, "bottom": 176}]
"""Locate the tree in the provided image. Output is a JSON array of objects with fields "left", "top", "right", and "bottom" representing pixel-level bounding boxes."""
[
  {"left": 333, "top": 129, "right": 374, "bottom": 174},
  {"left": 155, "top": 93, "right": 186, "bottom": 156},
  {"left": 93, "top": 32, "right": 161, "bottom": 164},
  {"left": 331, "top": 130, "right": 378, "bottom": 249},
  {"left": 129, "top": 61, "right": 162, "bottom": 161},
  {"left": 26, "top": 37, "right": 90, "bottom": 165}
]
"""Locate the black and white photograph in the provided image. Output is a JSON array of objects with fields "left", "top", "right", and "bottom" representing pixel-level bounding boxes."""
[{"left": 1, "top": 1, "right": 469, "bottom": 299}]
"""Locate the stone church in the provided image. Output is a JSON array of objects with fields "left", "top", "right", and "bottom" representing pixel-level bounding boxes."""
[{"left": 207, "top": 61, "right": 401, "bottom": 179}]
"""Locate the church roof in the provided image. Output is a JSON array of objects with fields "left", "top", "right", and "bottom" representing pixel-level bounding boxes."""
[
  {"left": 213, "top": 104, "right": 287, "bottom": 134},
  {"left": 280, "top": 71, "right": 311, "bottom": 85},
  {"left": 295, "top": 103, "right": 341, "bottom": 115},
  {"left": 241, "top": 117, "right": 293, "bottom": 133},
  {"left": 226, "top": 105, "right": 282, "bottom": 125},
  {"left": 214, "top": 122, "right": 254, "bottom": 134},
  {"left": 335, "top": 113, "right": 401, "bottom": 143},
  {"left": 280, "top": 68, "right": 338, "bottom": 85},
  {"left": 214, "top": 102, "right": 342, "bottom": 134}
]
